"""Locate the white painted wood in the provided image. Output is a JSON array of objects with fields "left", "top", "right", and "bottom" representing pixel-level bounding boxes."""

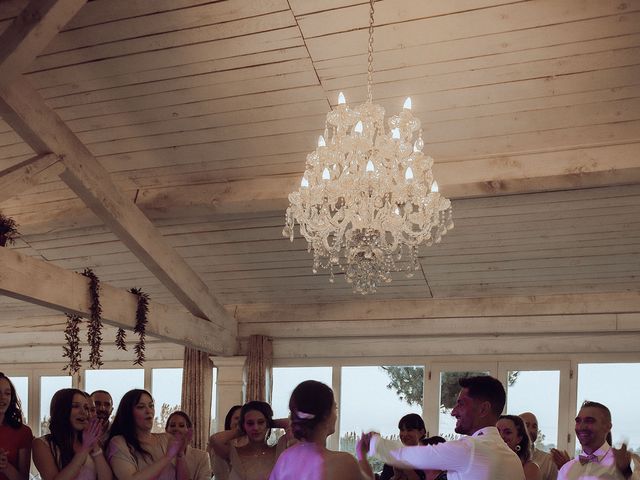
[
  {"left": 0, "top": 0, "right": 86, "bottom": 88},
  {"left": 0, "top": 153, "right": 61, "bottom": 202},
  {"left": 0, "top": 246, "right": 235, "bottom": 354},
  {"left": 0, "top": 79, "right": 237, "bottom": 336}
]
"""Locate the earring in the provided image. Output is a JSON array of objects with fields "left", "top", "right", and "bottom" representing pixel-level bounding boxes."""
[{"left": 515, "top": 445, "right": 521, "bottom": 452}]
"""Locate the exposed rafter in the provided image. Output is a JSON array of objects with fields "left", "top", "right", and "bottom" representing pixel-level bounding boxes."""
[
  {"left": 0, "top": 246, "right": 235, "bottom": 354},
  {"left": 0, "top": 0, "right": 86, "bottom": 88},
  {"left": 0, "top": 153, "right": 61, "bottom": 203}
]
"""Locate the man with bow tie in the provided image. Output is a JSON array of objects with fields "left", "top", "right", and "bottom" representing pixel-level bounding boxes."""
[{"left": 558, "top": 401, "right": 639, "bottom": 480}]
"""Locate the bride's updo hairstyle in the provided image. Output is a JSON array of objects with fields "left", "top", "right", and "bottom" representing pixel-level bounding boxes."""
[{"left": 289, "top": 380, "right": 334, "bottom": 441}]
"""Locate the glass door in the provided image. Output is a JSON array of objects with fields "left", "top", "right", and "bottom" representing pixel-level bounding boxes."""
[
  {"left": 498, "top": 361, "right": 571, "bottom": 452},
  {"left": 426, "top": 362, "right": 498, "bottom": 438}
]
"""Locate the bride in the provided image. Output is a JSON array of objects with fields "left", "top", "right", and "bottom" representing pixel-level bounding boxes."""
[{"left": 268, "top": 380, "right": 372, "bottom": 480}]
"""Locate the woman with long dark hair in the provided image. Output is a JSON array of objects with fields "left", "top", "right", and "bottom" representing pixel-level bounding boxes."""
[
  {"left": 497, "top": 415, "right": 541, "bottom": 480},
  {"left": 208, "top": 405, "right": 244, "bottom": 480},
  {"left": 210, "top": 401, "right": 283, "bottom": 480},
  {"left": 0, "top": 373, "right": 32, "bottom": 480},
  {"left": 165, "top": 411, "right": 211, "bottom": 480},
  {"left": 269, "top": 380, "right": 372, "bottom": 480},
  {"left": 32, "top": 388, "right": 111, "bottom": 480},
  {"left": 106, "top": 389, "right": 189, "bottom": 480}
]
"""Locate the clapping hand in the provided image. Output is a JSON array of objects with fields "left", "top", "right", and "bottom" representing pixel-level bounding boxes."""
[
  {"left": 550, "top": 448, "right": 571, "bottom": 469},
  {"left": 356, "top": 432, "right": 377, "bottom": 460},
  {"left": 82, "top": 417, "right": 103, "bottom": 452},
  {"left": 167, "top": 429, "right": 193, "bottom": 458},
  {"left": 613, "top": 443, "right": 632, "bottom": 477}
]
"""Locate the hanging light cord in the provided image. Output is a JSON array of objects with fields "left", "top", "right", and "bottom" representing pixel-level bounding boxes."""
[{"left": 366, "top": 0, "right": 375, "bottom": 103}]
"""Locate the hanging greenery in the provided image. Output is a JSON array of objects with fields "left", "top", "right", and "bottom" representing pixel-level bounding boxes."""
[
  {"left": 115, "top": 328, "right": 127, "bottom": 350},
  {"left": 81, "top": 268, "right": 103, "bottom": 369},
  {"left": 62, "top": 314, "right": 82, "bottom": 374},
  {"left": 0, "top": 213, "right": 19, "bottom": 247},
  {"left": 129, "top": 287, "right": 150, "bottom": 366}
]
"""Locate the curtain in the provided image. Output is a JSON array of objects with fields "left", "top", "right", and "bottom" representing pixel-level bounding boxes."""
[
  {"left": 181, "top": 347, "right": 213, "bottom": 450},
  {"left": 244, "top": 335, "right": 273, "bottom": 402}
]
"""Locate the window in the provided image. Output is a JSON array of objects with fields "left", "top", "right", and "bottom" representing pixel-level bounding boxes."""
[
  {"left": 151, "top": 368, "right": 183, "bottom": 432},
  {"left": 40, "top": 376, "right": 73, "bottom": 435},
  {"left": 271, "top": 367, "right": 333, "bottom": 420},
  {"left": 505, "top": 370, "right": 560, "bottom": 450},
  {"left": 210, "top": 367, "right": 217, "bottom": 434},
  {"left": 84, "top": 368, "right": 144, "bottom": 418},
  {"left": 340, "top": 366, "right": 423, "bottom": 453},
  {"left": 577, "top": 363, "right": 640, "bottom": 453}
]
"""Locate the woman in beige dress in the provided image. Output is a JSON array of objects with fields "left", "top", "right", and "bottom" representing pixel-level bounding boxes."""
[
  {"left": 106, "top": 389, "right": 189, "bottom": 480},
  {"left": 165, "top": 411, "right": 211, "bottom": 480}
]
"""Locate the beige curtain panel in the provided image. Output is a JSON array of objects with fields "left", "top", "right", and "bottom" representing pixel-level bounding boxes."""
[
  {"left": 181, "top": 347, "right": 213, "bottom": 450},
  {"left": 245, "top": 335, "right": 273, "bottom": 402}
]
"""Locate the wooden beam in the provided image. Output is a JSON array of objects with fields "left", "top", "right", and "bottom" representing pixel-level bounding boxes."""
[
  {"left": 0, "top": 79, "right": 237, "bottom": 337},
  {"left": 6, "top": 143, "right": 640, "bottom": 234},
  {"left": 239, "top": 313, "right": 640, "bottom": 339},
  {"left": 0, "top": 246, "right": 235, "bottom": 355},
  {"left": 233, "top": 292, "right": 640, "bottom": 324},
  {"left": 0, "top": 0, "right": 87, "bottom": 88},
  {"left": 259, "top": 333, "right": 640, "bottom": 359},
  {"left": 0, "top": 153, "right": 62, "bottom": 203}
]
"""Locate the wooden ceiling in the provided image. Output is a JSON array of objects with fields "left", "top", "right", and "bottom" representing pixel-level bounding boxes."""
[{"left": 0, "top": 0, "right": 639, "bottom": 358}]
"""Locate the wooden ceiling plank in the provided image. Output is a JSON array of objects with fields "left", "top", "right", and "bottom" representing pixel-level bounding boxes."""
[
  {"left": 0, "top": 152, "right": 62, "bottom": 203},
  {"left": 0, "top": 0, "right": 86, "bottom": 88},
  {"left": 0, "top": 78, "right": 237, "bottom": 338},
  {"left": 0, "top": 246, "right": 234, "bottom": 354}
]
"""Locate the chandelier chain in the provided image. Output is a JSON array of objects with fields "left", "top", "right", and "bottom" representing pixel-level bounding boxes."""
[{"left": 366, "top": 0, "right": 375, "bottom": 103}]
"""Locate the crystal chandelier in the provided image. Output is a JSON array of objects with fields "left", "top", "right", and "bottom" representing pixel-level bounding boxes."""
[{"left": 283, "top": 0, "right": 453, "bottom": 294}]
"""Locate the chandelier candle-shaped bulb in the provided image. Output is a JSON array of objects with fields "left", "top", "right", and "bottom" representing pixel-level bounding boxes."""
[
  {"left": 318, "top": 135, "right": 326, "bottom": 147},
  {"left": 391, "top": 128, "right": 400, "bottom": 140},
  {"left": 431, "top": 180, "right": 439, "bottom": 192},
  {"left": 366, "top": 159, "right": 375, "bottom": 173},
  {"left": 405, "top": 166, "right": 414, "bottom": 181},
  {"left": 403, "top": 97, "right": 412, "bottom": 110},
  {"left": 322, "top": 167, "right": 331, "bottom": 180},
  {"left": 354, "top": 121, "right": 363, "bottom": 135},
  {"left": 300, "top": 176, "right": 309, "bottom": 188},
  {"left": 338, "top": 92, "right": 346, "bottom": 105}
]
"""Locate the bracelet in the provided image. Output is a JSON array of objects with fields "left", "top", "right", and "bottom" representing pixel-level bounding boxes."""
[{"left": 90, "top": 449, "right": 103, "bottom": 457}]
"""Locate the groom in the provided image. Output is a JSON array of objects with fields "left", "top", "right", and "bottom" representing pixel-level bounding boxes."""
[{"left": 360, "top": 375, "right": 524, "bottom": 480}]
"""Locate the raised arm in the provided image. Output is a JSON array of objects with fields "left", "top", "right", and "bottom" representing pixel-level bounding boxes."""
[{"left": 208, "top": 428, "right": 242, "bottom": 461}]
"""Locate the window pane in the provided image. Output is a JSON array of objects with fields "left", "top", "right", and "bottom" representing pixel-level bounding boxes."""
[
  {"left": 506, "top": 370, "right": 560, "bottom": 450},
  {"left": 341, "top": 366, "right": 424, "bottom": 454},
  {"left": 40, "top": 376, "right": 73, "bottom": 435},
  {"left": 8, "top": 376, "right": 28, "bottom": 421},
  {"left": 151, "top": 368, "right": 183, "bottom": 433},
  {"left": 272, "top": 367, "right": 333, "bottom": 420},
  {"left": 577, "top": 363, "right": 640, "bottom": 453},
  {"left": 85, "top": 368, "right": 144, "bottom": 418},
  {"left": 439, "top": 370, "right": 488, "bottom": 439}
]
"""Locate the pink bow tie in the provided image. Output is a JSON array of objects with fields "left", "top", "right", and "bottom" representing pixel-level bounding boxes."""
[{"left": 579, "top": 453, "right": 599, "bottom": 465}]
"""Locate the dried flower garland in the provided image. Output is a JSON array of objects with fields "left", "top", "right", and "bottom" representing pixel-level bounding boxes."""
[
  {"left": 129, "top": 287, "right": 150, "bottom": 365},
  {"left": 115, "top": 328, "right": 127, "bottom": 350},
  {"left": 0, "top": 213, "right": 19, "bottom": 247},
  {"left": 81, "top": 268, "right": 103, "bottom": 368},
  {"left": 62, "top": 314, "right": 82, "bottom": 374}
]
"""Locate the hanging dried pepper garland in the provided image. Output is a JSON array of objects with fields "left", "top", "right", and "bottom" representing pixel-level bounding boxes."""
[
  {"left": 129, "top": 287, "right": 149, "bottom": 366},
  {"left": 62, "top": 314, "right": 82, "bottom": 374},
  {"left": 81, "top": 268, "right": 103, "bottom": 368},
  {"left": 115, "top": 328, "right": 127, "bottom": 350}
]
